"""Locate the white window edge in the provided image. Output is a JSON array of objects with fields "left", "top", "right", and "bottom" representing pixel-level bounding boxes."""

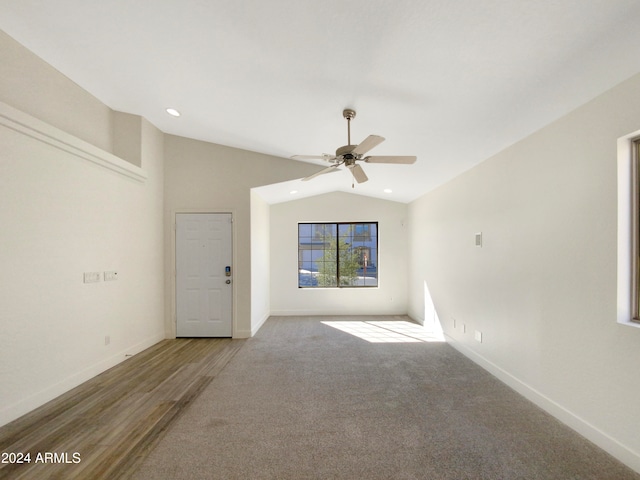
[{"left": 617, "top": 130, "right": 640, "bottom": 328}]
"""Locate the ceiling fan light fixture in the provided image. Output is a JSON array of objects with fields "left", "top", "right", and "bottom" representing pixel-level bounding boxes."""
[{"left": 294, "top": 109, "right": 417, "bottom": 183}]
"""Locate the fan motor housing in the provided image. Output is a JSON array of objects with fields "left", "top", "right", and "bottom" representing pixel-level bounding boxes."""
[{"left": 336, "top": 145, "right": 358, "bottom": 158}]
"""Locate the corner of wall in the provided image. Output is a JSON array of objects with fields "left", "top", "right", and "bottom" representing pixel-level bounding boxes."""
[{"left": 112, "top": 111, "right": 143, "bottom": 167}]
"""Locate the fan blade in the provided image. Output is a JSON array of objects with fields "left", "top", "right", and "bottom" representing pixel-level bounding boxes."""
[
  {"left": 302, "top": 164, "right": 340, "bottom": 181},
  {"left": 291, "top": 154, "right": 336, "bottom": 161},
  {"left": 363, "top": 155, "right": 417, "bottom": 164},
  {"left": 348, "top": 164, "right": 368, "bottom": 183},
  {"left": 352, "top": 135, "right": 385, "bottom": 156}
]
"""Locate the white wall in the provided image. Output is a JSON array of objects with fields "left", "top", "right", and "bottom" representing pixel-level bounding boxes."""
[
  {"left": 0, "top": 34, "right": 165, "bottom": 426},
  {"left": 408, "top": 72, "right": 640, "bottom": 471},
  {"left": 270, "top": 192, "right": 408, "bottom": 316},
  {"left": 0, "top": 30, "right": 113, "bottom": 153},
  {"left": 163, "top": 135, "right": 319, "bottom": 338},
  {"left": 251, "top": 190, "right": 271, "bottom": 334}
]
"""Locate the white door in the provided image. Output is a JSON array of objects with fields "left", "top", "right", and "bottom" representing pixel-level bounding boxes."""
[{"left": 176, "top": 213, "right": 233, "bottom": 337}]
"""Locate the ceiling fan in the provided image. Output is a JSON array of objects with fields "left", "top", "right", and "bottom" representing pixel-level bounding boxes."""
[{"left": 292, "top": 109, "right": 417, "bottom": 184}]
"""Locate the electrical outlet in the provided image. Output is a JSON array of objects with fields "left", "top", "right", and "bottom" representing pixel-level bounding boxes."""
[
  {"left": 83, "top": 272, "right": 101, "bottom": 283},
  {"left": 475, "top": 232, "right": 483, "bottom": 247},
  {"left": 475, "top": 330, "right": 483, "bottom": 343},
  {"left": 104, "top": 271, "right": 118, "bottom": 281}
]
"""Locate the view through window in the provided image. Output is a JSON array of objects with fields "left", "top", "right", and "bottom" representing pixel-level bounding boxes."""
[
  {"left": 634, "top": 138, "right": 640, "bottom": 322},
  {"left": 298, "top": 222, "right": 378, "bottom": 288}
]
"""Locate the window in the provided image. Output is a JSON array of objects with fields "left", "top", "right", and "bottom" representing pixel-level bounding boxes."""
[
  {"left": 298, "top": 222, "right": 378, "bottom": 288},
  {"left": 617, "top": 130, "right": 640, "bottom": 328},
  {"left": 633, "top": 138, "right": 640, "bottom": 322}
]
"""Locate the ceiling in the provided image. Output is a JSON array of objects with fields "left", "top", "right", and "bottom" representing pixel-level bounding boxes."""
[{"left": 2, "top": 1, "right": 640, "bottom": 204}]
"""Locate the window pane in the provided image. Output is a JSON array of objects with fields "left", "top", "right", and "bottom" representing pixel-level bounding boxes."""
[
  {"left": 317, "top": 260, "right": 337, "bottom": 286},
  {"left": 339, "top": 223, "right": 377, "bottom": 287},
  {"left": 298, "top": 224, "right": 316, "bottom": 286},
  {"left": 298, "top": 223, "right": 312, "bottom": 237},
  {"left": 356, "top": 223, "right": 377, "bottom": 287}
]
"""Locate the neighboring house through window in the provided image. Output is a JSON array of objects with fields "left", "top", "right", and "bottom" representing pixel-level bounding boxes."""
[{"left": 298, "top": 222, "right": 378, "bottom": 288}]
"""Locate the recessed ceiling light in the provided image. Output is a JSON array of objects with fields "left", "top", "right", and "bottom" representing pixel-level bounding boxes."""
[
  {"left": 290, "top": 190, "right": 298, "bottom": 195},
  {"left": 166, "top": 108, "right": 181, "bottom": 117},
  {"left": 384, "top": 188, "right": 393, "bottom": 193}
]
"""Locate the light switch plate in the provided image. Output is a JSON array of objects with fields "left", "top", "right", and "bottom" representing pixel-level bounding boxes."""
[
  {"left": 104, "top": 271, "right": 118, "bottom": 281},
  {"left": 83, "top": 272, "right": 101, "bottom": 283}
]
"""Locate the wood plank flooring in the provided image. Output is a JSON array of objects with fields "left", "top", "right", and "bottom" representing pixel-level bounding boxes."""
[{"left": 0, "top": 338, "right": 245, "bottom": 480}]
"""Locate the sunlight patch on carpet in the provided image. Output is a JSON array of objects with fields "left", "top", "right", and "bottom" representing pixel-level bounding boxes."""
[{"left": 321, "top": 320, "right": 445, "bottom": 343}]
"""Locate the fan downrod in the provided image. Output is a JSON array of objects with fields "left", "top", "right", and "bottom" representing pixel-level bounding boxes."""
[{"left": 343, "top": 109, "right": 356, "bottom": 146}]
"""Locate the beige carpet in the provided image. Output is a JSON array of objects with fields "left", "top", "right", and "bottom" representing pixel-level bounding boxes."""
[{"left": 132, "top": 316, "right": 640, "bottom": 479}]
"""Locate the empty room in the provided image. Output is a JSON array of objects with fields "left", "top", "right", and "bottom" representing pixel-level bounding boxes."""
[{"left": 2, "top": 1, "right": 640, "bottom": 479}]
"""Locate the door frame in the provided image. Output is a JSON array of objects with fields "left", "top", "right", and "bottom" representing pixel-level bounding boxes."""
[{"left": 170, "top": 208, "right": 237, "bottom": 338}]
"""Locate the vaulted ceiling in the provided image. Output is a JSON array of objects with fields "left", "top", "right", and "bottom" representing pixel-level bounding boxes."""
[{"left": 2, "top": 0, "right": 640, "bottom": 203}]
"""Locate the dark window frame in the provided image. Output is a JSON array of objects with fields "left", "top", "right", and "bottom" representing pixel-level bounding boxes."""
[
  {"left": 633, "top": 138, "right": 640, "bottom": 322},
  {"left": 298, "top": 222, "right": 379, "bottom": 288}
]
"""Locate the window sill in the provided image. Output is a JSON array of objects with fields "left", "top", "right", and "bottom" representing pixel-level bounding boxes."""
[{"left": 617, "top": 319, "right": 640, "bottom": 329}]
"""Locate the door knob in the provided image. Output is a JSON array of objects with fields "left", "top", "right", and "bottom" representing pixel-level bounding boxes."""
[{"left": 226, "top": 279, "right": 231, "bottom": 284}]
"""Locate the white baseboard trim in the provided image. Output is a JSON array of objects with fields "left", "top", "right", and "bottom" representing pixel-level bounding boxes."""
[
  {"left": 251, "top": 313, "right": 270, "bottom": 337},
  {"left": 445, "top": 334, "right": 640, "bottom": 475},
  {"left": 0, "top": 332, "right": 164, "bottom": 427},
  {"left": 269, "top": 309, "right": 409, "bottom": 317},
  {"left": 233, "top": 329, "right": 253, "bottom": 339}
]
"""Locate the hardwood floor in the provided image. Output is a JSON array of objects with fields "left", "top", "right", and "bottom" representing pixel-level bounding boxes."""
[{"left": 0, "top": 338, "right": 245, "bottom": 480}]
